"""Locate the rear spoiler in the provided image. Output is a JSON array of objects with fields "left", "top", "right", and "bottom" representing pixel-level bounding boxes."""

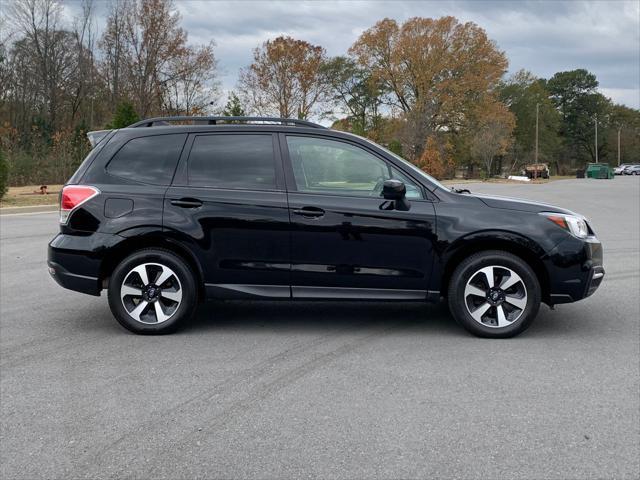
[{"left": 87, "top": 129, "right": 113, "bottom": 148}]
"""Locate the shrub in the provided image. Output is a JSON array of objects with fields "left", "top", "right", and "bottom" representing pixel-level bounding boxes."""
[
  {"left": 0, "top": 148, "right": 8, "bottom": 199},
  {"left": 106, "top": 101, "right": 140, "bottom": 129}
]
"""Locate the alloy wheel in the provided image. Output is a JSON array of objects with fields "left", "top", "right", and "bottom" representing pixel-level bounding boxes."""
[
  {"left": 120, "top": 262, "right": 182, "bottom": 324},
  {"left": 464, "top": 265, "right": 528, "bottom": 328}
]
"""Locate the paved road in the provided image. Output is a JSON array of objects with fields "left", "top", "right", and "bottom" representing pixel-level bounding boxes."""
[{"left": 1, "top": 178, "right": 639, "bottom": 479}]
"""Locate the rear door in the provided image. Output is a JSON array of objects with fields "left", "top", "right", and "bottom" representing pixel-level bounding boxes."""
[
  {"left": 282, "top": 134, "right": 437, "bottom": 298},
  {"left": 163, "top": 132, "right": 291, "bottom": 298}
]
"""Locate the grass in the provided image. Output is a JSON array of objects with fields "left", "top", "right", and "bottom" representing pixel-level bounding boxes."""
[{"left": 0, "top": 184, "right": 62, "bottom": 208}]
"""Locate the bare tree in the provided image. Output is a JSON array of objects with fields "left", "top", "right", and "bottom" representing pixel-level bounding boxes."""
[
  {"left": 100, "top": 0, "right": 133, "bottom": 106},
  {"left": 8, "top": 0, "right": 68, "bottom": 129}
]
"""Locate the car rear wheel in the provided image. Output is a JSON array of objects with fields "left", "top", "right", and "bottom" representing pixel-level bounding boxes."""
[
  {"left": 448, "top": 250, "right": 541, "bottom": 338},
  {"left": 107, "top": 248, "right": 198, "bottom": 334}
]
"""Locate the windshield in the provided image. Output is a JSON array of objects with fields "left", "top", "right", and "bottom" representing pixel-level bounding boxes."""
[{"left": 374, "top": 142, "right": 449, "bottom": 191}]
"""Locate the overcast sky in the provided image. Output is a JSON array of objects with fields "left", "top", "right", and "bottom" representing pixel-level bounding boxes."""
[{"left": 68, "top": 0, "right": 640, "bottom": 109}]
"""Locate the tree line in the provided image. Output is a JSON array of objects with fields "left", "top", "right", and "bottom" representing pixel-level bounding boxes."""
[{"left": 1, "top": 0, "right": 638, "bottom": 189}]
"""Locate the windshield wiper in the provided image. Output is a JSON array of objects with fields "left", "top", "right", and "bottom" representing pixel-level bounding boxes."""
[{"left": 451, "top": 187, "right": 471, "bottom": 194}]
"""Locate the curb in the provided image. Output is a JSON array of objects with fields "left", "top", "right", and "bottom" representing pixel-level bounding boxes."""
[{"left": 0, "top": 205, "right": 58, "bottom": 215}]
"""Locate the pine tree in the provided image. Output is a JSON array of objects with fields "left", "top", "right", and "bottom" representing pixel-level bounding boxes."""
[
  {"left": 222, "top": 92, "right": 246, "bottom": 117},
  {"left": 107, "top": 101, "right": 140, "bottom": 128}
]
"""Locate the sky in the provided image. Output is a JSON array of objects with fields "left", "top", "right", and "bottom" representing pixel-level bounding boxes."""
[{"left": 65, "top": 0, "right": 640, "bottom": 109}]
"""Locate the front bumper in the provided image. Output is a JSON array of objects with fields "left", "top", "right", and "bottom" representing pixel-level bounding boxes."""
[{"left": 545, "top": 235, "right": 604, "bottom": 305}]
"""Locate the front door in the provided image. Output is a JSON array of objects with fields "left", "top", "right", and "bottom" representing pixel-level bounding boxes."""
[
  {"left": 163, "top": 132, "right": 291, "bottom": 298},
  {"left": 282, "top": 134, "right": 437, "bottom": 299}
]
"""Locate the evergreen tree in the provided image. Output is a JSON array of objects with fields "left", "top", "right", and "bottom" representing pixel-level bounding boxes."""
[
  {"left": 222, "top": 92, "right": 246, "bottom": 117},
  {"left": 107, "top": 101, "right": 140, "bottom": 129}
]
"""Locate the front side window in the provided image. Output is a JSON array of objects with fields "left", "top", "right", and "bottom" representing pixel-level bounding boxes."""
[
  {"left": 106, "top": 134, "right": 185, "bottom": 185},
  {"left": 286, "top": 136, "right": 423, "bottom": 199},
  {"left": 188, "top": 134, "right": 276, "bottom": 190}
]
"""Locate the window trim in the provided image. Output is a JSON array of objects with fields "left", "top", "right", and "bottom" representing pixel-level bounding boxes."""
[
  {"left": 172, "top": 132, "right": 285, "bottom": 192},
  {"left": 104, "top": 133, "right": 188, "bottom": 186},
  {"left": 280, "top": 133, "right": 433, "bottom": 202}
]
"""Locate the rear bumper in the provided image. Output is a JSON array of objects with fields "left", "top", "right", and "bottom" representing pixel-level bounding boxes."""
[
  {"left": 48, "top": 232, "right": 121, "bottom": 296},
  {"left": 545, "top": 235, "right": 604, "bottom": 305},
  {"left": 47, "top": 260, "right": 101, "bottom": 296}
]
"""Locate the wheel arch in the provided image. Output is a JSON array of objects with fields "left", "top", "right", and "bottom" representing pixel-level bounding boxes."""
[
  {"left": 439, "top": 232, "right": 550, "bottom": 303},
  {"left": 99, "top": 232, "right": 205, "bottom": 299}
]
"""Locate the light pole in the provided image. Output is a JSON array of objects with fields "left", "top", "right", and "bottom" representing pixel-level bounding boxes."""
[
  {"left": 594, "top": 114, "right": 598, "bottom": 163},
  {"left": 535, "top": 102, "right": 539, "bottom": 164},
  {"left": 617, "top": 124, "right": 623, "bottom": 166}
]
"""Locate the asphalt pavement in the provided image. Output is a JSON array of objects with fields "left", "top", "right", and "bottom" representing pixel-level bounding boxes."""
[{"left": 1, "top": 177, "right": 639, "bottom": 479}]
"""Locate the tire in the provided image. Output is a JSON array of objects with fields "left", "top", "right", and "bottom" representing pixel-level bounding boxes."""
[
  {"left": 107, "top": 248, "right": 198, "bottom": 334},
  {"left": 447, "top": 250, "right": 541, "bottom": 338}
]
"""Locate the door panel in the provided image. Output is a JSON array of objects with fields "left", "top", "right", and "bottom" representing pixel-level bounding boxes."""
[
  {"left": 164, "top": 187, "right": 290, "bottom": 288},
  {"left": 163, "top": 133, "right": 290, "bottom": 296},
  {"left": 282, "top": 134, "right": 437, "bottom": 294},
  {"left": 287, "top": 192, "right": 436, "bottom": 291}
]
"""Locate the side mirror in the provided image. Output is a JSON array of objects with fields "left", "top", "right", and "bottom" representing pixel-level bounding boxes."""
[
  {"left": 381, "top": 179, "right": 410, "bottom": 211},
  {"left": 382, "top": 179, "right": 406, "bottom": 200}
]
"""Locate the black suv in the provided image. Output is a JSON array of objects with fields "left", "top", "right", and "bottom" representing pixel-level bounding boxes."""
[{"left": 48, "top": 116, "right": 604, "bottom": 337}]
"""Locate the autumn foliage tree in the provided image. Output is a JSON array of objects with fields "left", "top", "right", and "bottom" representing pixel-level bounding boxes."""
[
  {"left": 350, "top": 16, "right": 509, "bottom": 158},
  {"left": 239, "top": 36, "right": 328, "bottom": 119},
  {"left": 415, "top": 136, "right": 455, "bottom": 179}
]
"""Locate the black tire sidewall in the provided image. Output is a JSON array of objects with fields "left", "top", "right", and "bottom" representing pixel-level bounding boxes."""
[
  {"left": 107, "top": 249, "right": 198, "bottom": 334},
  {"left": 448, "top": 251, "right": 541, "bottom": 338}
]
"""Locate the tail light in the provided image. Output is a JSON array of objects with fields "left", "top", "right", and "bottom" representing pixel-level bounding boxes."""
[{"left": 59, "top": 185, "right": 100, "bottom": 224}]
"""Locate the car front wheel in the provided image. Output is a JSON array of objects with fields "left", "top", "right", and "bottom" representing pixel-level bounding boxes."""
[
  {"left": 107, "top": 248, "right": 198, "bottom": 334},
  {"left": 448, "top": 250, "right": 541, "bottom": 338}
]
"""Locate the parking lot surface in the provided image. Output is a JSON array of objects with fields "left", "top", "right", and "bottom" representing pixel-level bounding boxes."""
[{"left": 1, "top": 177, "right": 639, "bottom": 479}]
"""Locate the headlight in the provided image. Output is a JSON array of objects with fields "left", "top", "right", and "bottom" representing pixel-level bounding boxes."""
[{"left": 540, "top": 212, "right": 590, "bottom": 239}]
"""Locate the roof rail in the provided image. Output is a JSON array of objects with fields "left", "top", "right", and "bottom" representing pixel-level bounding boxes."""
[{"left": 128, "top": 116, "right": 326, "bottom": 129}]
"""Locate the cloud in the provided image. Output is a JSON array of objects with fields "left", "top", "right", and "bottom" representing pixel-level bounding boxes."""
[{"left": 62, "top": 0, "right": 639, "bottom": 108}]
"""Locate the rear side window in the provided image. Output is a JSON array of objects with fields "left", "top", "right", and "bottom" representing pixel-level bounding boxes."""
[
  {"left": 187, "top": 134, "right": 276, "bottom": 190},
  {"left": 106, "top": 134, "right": 186, "bottom": 185}
]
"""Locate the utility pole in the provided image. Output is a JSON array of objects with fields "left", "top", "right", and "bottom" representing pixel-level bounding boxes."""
[
  {"left": 594, "top": 114, "right": 598, "bottom": 163},
  {"left": 617, "top": 124, "right": 622, "bottom": 166},
  {"left": 535, "top": 103, "right": 539, "bottom": 163}
]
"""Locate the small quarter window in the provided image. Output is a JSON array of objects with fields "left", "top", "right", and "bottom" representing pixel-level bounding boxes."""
[{"left": 106, "top": 134, "right": 185, "bottom": 185}]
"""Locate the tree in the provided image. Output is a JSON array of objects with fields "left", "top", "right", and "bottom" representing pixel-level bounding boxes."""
[
  {"left": 8, "top": 0, "right": 68, "bottom": 130},
  {"left": 546, "top": 69, "right": 613, "bottom": 163},
  {"left": 498, "top": 70, "right": 561, "bottom": 170},
  {"left": 100, "top": 0, "right": 218, "bottom": 118},
  {"left": 468, "top": 100, "right": 515, "bottom": 177},
  {"left": 415, "top": 136, "right": 454, "bottom": 179},
  {"left": 239, "top": 36, "right": 328, "bottom": 119},
  {"left": 322, "top": 56, "right": 384, "bottom": 138},
  {"left": 163, "top": 42, "right": 218, "bottom": 115},
  {"left": 222, "top": 92, "right": 246, "bottom": 117},
  {"left": 106, "top": 101, "right": 139, "bottom": 128},
  {"left": 100, "top": 0, "right": 134, "bottom": 106},
  {"left": 605, "top": 104, "right": 640, "bottom": 165},
  {"left": 350, "top": 16, "right": 508, "bottom": 157}
]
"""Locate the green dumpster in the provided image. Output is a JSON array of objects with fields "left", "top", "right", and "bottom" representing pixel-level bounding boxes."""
[{"left": 586, "top": 163, "right": 614, "bottom": 179}]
